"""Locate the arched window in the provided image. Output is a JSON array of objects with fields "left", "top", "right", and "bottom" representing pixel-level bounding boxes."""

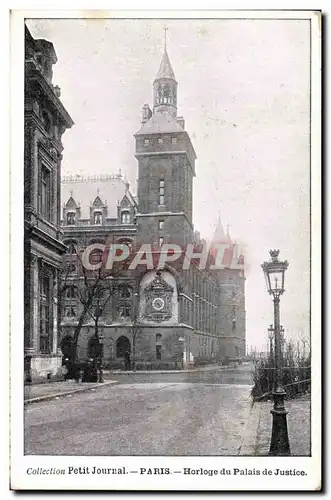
[
  {"left": 121, "top": 211, "right": 131, "bottom": 224},
  {"left": 163, "top": 85, "right": 173, "bottom": 104}
]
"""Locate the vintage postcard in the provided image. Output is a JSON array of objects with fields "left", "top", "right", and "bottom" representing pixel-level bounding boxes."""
[{"left": 10, "top": 8, "right": 321, "bottom": 491}]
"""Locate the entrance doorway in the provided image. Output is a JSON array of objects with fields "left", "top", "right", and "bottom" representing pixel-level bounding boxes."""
[{"left": 116, "top": 336, "right": 131, "bottom": 370}]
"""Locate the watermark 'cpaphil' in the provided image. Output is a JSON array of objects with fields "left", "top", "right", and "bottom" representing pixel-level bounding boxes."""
[{"left": 81, "top": 242, "right": 245, "bottom": 272}]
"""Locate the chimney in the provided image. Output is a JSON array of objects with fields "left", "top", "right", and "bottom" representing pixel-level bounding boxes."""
[
  {"left": 177, "top": 116, "right": 185, "bottom": 129},
  {"left": 141, "top": 104, "right": 152, "bottom": 123}
]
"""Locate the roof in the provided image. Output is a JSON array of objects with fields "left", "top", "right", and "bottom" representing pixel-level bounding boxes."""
[
  {"left": 210, "top": 217, "right": 232, "bottom": 244},
  {"left": 154, "top": 49, "right": 176, "bottom": 81},
  {"left": 61, "top": 174, "right": 131, "bottom": 220},
  {"left": 135, "top": 110, "right": 184, "bottom": 136}
]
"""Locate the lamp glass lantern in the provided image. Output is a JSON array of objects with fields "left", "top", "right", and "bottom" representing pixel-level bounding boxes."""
[
  {"left": 261, "top": 250, "right": 289, "bottom": 297},
  {"left": 268, "top": 324, "right": 274, "bottom": 340}
]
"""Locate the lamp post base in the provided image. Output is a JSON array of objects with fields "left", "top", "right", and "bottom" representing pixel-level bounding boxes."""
[{"left": 269, "top": 407, "right": 291, "bottom": 456}]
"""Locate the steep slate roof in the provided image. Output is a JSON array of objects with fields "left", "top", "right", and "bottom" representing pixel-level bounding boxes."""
[
  {"left": 135, "top": 110, "right": 184, "bottom": 136},
  {"left": 61, "top": 175, "right": 130, "bottom": 220},
  {"left": 154, "top": 49, "right": 176, "bottom": 81}
]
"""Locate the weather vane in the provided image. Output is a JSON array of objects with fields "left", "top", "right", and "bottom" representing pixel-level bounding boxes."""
[{"left": 164, "top": 25, "right": 168, "bottom": 50}]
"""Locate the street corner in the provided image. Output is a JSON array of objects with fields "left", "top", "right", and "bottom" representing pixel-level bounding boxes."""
[{"left": 24, "top": 380, "right": 119, "bottom": 405}]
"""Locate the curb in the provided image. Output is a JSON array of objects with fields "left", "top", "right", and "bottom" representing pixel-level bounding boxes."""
[
  {"left": 24, "top": 380, "right": 118, "bottom": 405},
  {"left": 238, "top": 401, "right": 262, "bottom": 456},
  {"left": 105, "top": 364, "right": 245, "bottom": 375}
]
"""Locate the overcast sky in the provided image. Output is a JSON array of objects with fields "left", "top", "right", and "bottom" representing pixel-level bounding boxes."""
[{"left": 27, "top": 17, "right": 311, "bottom": 351}]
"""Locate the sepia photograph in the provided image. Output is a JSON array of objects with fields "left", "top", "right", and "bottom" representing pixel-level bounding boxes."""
[{"left": 10, "top": 9, "right": 321, "bottom": 491}]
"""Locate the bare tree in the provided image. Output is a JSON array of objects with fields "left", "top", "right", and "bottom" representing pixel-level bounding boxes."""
[
  {"left": 59, "top": 247, "right": 124, "bottom": 361},
  {"left": 72, "top": 258, "right": 114, "bottom": 360},
  {"left": 130, "top": 292, "right": 140, "bottom": 371}
]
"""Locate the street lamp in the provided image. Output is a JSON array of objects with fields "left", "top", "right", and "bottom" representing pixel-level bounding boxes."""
[
  {"left": 261, "top": 249, "right": 290, "bottom": 456},
  {"left": 97, "top": 333, "right": 104, "bottom": 383},
  {"left": 267, "top": 324, "right": 274, "bottom": 361}
]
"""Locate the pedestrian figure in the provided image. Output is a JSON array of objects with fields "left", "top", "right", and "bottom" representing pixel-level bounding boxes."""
[{"left": 124, "top": 352, "right": 131, "bottom": 371}]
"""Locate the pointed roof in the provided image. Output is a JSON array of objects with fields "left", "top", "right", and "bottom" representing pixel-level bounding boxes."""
[
  {"left": 154, "top": 49, "right": 176, "bottom": 81},
  {"left": 65, "top": 195, "right": 78, "bottom": 209},
  {"left": 92, "top": 195, "right": 105, "bottom": 207},
  {"left": 211, "top": 216, "right": 232, "bottom": 244}
]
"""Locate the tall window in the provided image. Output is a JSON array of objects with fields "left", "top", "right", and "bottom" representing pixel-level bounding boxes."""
[
  {"left": 159, "top": 237, "right": 164, "bottom": 247},
  {"left": 39, "top": 165, "right": 51, "bottom": 220},
  {"left": 156, "top": 334, "right": 162, "bottom": 360},
  {"left": 66, "top": 212, "right": 75, "bottom": 225},
  {"left": 41, "top": 110, "right": 52, "bottom": 134},
  {"left": 158, "top": 220, "right": 164, "bottom": 230},
  {"left": 64, "top": 286, "right": 77, "bottom": 318},
  {"left": 39, "top": 273, "right": 52, "bottom": 353},
  {"left": 94, "top": 211, "right": 102, "bottom": 225},
  {"left": 159, "top": 179, "right": 165, "bottom": 205},
  {"left": 121, "top": 211, "right": 131, "bottom": 224},
  {"left": 232, "top": 305, "right": 236, "bottom": 333},
  {"left": 118, "top": 286, "right": 132, "bottom": 320}
]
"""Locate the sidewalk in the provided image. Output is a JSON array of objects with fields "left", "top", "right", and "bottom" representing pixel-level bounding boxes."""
[
  {"left": 24, "top": 380, "right": 118, "bottom": 405},
  {"left": 240, "top": 393, "right": 311, "bottom": 456}
]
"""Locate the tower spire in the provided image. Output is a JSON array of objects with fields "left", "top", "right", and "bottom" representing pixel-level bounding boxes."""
[{"left": 153, "top": 30, "right": 178, "bottom": 118}]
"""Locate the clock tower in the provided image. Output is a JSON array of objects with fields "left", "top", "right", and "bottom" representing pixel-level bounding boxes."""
[{"left": 134, "top": 42, "right": 197, "bottom": 249}]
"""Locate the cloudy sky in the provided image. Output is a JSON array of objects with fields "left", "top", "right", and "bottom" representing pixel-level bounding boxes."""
[{"left": 27, "top": 17, "right": 311, "bottom": 351}]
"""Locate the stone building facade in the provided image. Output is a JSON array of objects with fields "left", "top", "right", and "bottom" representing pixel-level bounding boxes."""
[
  {"left": 60, "top": 46, "right": 246, "bottom": 369},
  {"left": 24, "top": 26, "right": 74, "bottom": 382}
]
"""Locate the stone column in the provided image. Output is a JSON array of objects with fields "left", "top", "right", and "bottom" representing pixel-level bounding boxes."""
[
  {"left": 31, "top": 257, "right": 39, "bottom": 354},
  {"left": 24, "top": 255, "right": 38, "bottom": 383},
  {"left": 52, "top": 268, "right": 58, "bottom": 354},
  {"left": 33, "top": 130, "right": 39, "bottom": 212}
]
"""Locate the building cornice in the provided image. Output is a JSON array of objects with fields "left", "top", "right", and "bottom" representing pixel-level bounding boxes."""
[{"left": 25, "top": 64, "right": 74, "bottom": 128}]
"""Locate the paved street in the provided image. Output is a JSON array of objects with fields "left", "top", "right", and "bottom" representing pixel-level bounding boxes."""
[
  {"left": 105, "top": 362, "right": 253, "bottom": 386},
  {"left": 25, "top": 363, "right": 254, "bottom": 456}
]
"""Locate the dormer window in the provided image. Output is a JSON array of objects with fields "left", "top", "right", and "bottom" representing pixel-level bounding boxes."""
[
  {"left": 66, "top": 212, "right": 75, "bottom": 225},
  {"left": 171, "top": 137, "right": 177, "bottom": 144},
  {"left": 121, "top": 211, "right": 131, "bottom": 225},
  {"left": 158, "top": 138, "right": 163, "bottom": 144},
  {"left": 94, "top": 211, "right": 102, "bottom": 225},
  {"left": 144, "top": 138, "right": 150, "bottom": 146}
]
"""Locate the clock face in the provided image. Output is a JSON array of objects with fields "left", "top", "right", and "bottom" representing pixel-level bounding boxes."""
[{"left": 152, "top": 297, "right": 165, "bottom": 311}]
